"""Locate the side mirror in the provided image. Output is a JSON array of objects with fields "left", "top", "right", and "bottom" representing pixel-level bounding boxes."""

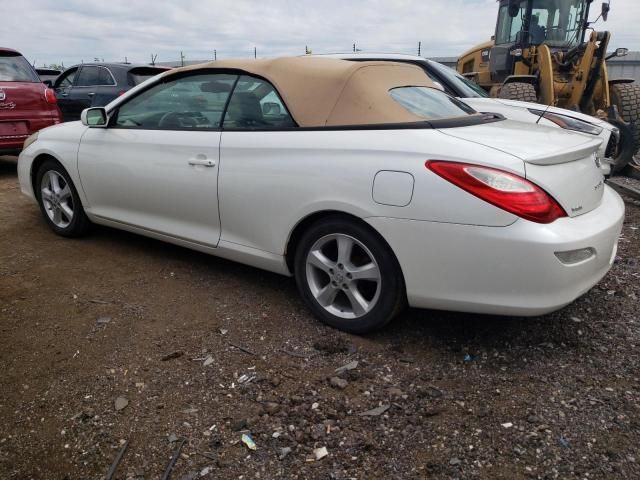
[
  {"left": 601, "top": 1, "right": 610, "bottom": 22},
  {"left": 614, "top": 47, "right": 628, "bottom": 57},
  {"left": 508, "top": 0, "right": 520, "bottom": 18},
  {"left": 606, "top": 47, "right": 629, "bottom": 60},
  {"left": 42, "top": 80, "right": 53, "bottom": 87},
  {"left": 81, "top": 107, "right": 108, "bottom": 127}
]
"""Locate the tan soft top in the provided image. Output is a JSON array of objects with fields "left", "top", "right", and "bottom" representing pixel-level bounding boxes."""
[{"left": 164, "top": 57, "right": 437, "bottom": 127}]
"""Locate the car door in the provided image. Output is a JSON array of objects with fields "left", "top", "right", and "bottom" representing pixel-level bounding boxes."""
[
  {"left": 53, "top": 67, "right": 78, "bottom": 121},
  {"left": 67, "top": 66, "right": 103, "bottom": 120},
  {"left": 218, "top": 75, "right": 299, "bottom": 253},
  {"left": 77, "top": 72, "right": 238, "bottom": 247},
  {"left": 91, "top": 66, "right": 119, "bottom": 107}
]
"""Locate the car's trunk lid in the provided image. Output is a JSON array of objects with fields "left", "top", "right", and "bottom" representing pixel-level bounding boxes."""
[
  {"left": 491, "top": 98, "right": 610, "bottom": 126},
  {"left": 0, "top": 81, "right": 54, "bottom": 141},
  {"left": 439, "top": 120, "right": 605, "bottom": 217},
  {"left": 0, "top": 81, "right": 49, "bottom": 118}
]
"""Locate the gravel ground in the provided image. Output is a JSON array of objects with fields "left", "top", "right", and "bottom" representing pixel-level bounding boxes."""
[{"left": 0, "top": 156, "right": 639, "bottom": 480}]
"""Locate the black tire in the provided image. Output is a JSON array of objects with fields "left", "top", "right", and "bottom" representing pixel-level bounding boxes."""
[
  {"left": 35, "top": 159, "right": 91, "bottom": 237},
  {"left": 498, "top": 82, "right": 538, "bottom": 103},
  {"left": 294, "top": 216, "right": 405, "bottom": 334},
  {"left": 610, "top": 83, "right": 640, "bottom": 157}
]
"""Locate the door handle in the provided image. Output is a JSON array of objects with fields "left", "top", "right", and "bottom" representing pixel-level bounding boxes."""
[
  {"left": 188, "top": 158, "right": 216, "bottom": 167},
  {"left": 88, "top": 92, "right": 95, "bottom": 97}
]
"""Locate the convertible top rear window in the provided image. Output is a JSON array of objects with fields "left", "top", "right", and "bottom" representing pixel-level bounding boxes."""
[{"left": 389, "top": 87, "right": 476, "bottom": 120}]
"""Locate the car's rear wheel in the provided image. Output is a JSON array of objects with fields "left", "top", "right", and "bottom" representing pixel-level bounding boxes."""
[
  {"left": 35, "top": 159, "right": 90, "bottom": 237},
  {"left": 294, "top": 216, "right": 405, "bottom": 334}
]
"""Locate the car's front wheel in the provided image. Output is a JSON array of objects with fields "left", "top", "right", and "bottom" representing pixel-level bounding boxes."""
[
  {"left": 35, "top": 159, "right": 90, "bottom": 237},
  {"left": 294, "top": 217, "right": 405, "bottom": 334}
]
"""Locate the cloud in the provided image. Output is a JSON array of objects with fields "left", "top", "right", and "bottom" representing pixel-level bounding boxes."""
[{"left": 4, "top": 0, "right": 640, "bottom": 67}]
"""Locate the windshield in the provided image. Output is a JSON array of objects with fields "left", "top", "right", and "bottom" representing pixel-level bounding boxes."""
[
  {"left": 0, "top": 53, "right": 40, "bottom": 82},
  {"left": 426, "top": 60, "right": 489, "bottom": 98},
  {"left": 389, "top": 87, "right": 476, "bottom": 120},
  {"left": 496, "top": 0, "right": 588, "bottom": 48}
]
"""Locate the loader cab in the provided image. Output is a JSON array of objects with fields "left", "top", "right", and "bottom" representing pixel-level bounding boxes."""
[{"left": 490, "top": 0, "right": 591, "bottom": 82}]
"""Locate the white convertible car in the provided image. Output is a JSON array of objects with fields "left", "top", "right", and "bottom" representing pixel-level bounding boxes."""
[{"left": 17, "top": 57, "right": 625, "bottom": 333}]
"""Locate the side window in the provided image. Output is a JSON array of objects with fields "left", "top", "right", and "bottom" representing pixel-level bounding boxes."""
[
  {"left": 389, "top": 87, "right": 475, "bottom": 120},
  {"left": 96, "top": 67, "right": 116, "bottom": 86},
  {"left": 421, "top": 69, "right": 455, "bottom": 96},
  {"left": 223, "top": 75, "right": 295, "bottom": 129},
  {"left": 75, "top": 66, "right": 102, "bottom": 87},
  {"left": 55, "top": 68, "right": 78, "bottom": 89},
  {"left": 115, "top": 73, "right": 237, "bottom": 130}
]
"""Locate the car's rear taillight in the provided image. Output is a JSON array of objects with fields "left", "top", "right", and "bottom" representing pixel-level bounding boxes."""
[
  {"left": 44, "top": 88, "right": 57, "bottom": 104},
  {"left": 425, "top": 161, "right": 567, "bottom": 224}
]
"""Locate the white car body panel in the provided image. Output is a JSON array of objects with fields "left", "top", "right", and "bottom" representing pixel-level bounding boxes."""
[
  {"left": 372, "top": 171, "right": 414, "bottom": 207},
  {"left": 368, "top": 186, "right": 623, "bottom": 315},
  {"left": 218, "top": 128, "right": 524, "bottom": 256},
  {"left": 17, "top": 121, "right": 85, "bottom": 203},
  {"left": 77, "top": 127, "right": 222, "bottom": 247}
]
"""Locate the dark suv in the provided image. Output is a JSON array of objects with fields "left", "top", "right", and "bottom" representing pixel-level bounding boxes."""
[{"left": 53, "top": 63, "right": 169, "bottom": 121}]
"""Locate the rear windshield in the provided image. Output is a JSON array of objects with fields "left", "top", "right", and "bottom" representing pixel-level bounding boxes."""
[
  {"left": 389, "top": 87, "right": 476, "bottom": 119},
  {"left": 0, "top": 53, "right": 40, "bottom": 82},
  {"left": 128, "top": 67, "right": 169, "bottom": 86}
]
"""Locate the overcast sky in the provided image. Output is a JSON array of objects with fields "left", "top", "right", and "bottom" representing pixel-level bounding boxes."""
[{"left": 3, "top": 0, "right": 639, "bottom": 67}]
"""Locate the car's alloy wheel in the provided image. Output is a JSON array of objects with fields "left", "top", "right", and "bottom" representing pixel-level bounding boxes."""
[
  {"left": 306, "top": 233, "right": 382, "bottom": 319},
  {"left": 41, "top": 170, "right": 74, "bottom": 228},
  {"left": 36, "top": 159, "right": 90, "bottom": 237},
  {"left": 295, "top": 217, "right": 405, "bottom": 333}
]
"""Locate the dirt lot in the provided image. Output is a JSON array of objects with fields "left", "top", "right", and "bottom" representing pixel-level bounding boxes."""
[{"left": 0, "top": 156, "right": 639, "bottom": 480}]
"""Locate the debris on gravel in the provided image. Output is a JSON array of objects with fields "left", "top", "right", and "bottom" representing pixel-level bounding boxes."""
[
  {"left": 313, "top": 446, "right": 329, "bottom": 461},
  {"left": 1, "top": 160, "right": 639, "bottom": 479},
  {"left": 160, "top": 350, "right": 185, "bottom": 361},
  {"left": 329, "top": 376, "right": 348, "bottom": 389},
  {"left": 114, "top": 396, "right": 129, "bottom": 411}
]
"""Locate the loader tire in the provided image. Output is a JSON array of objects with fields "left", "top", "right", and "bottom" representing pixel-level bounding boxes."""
[
  {"left": 498, "top": 82, "right": 538, "bottom": 103},
  {"left": 610, "top": 83, "right": 640, "bottom": 160}
]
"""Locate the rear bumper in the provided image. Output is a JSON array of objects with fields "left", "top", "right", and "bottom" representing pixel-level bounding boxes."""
[
  {"left": 0, "top": 148, "right": 22, "bottom": 156},
  {"left": 367, "top": 186, "right": 625, "bottom": 316},
  {"left": 0, "top": 110, "right": 62, "bottom": 153},
  {"left": 0, "top": 136, "right": 30, "bottom": 152}
]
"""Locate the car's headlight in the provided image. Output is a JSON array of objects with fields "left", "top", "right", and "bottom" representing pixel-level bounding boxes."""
[
  {"left": 528, "top": 109, "right": 603, "bottom": 135},
  {"left": 23, "top": 131, "right": 39, "bottom": 150}
]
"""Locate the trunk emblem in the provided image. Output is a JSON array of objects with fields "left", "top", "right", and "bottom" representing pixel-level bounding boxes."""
[{"left": 0, "top": 89, "right": 5, "bottom": 101}]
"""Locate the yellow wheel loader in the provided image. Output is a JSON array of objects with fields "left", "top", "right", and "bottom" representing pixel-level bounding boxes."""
[{"left": 457, "top": 0, "right": 640, "bottom": 174}]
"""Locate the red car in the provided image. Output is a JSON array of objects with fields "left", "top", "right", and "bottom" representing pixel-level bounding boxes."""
[{"left": 0, "top": 47, "right": 62, "bottom": 155}]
